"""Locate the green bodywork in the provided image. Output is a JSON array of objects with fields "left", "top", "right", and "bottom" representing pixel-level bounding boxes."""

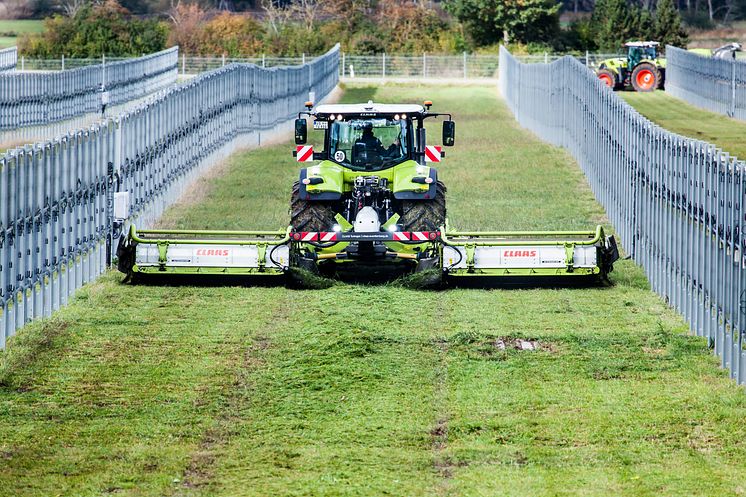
[
  {"left": 304, "top": 159, "right": 432, "bottom": 196},
  {"left": 598, "top": 56, "right": 666, "bottom": 75}
]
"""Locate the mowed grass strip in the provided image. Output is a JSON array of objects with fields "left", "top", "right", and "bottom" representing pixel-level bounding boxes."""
[
  {"left": 1, "top": 83, "right": 746, "bottom": 496},
  {"left": 621, "top": 89, "right": 746, "bottom": 159}
]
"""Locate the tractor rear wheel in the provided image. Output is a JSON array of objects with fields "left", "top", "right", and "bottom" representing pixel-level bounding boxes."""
[
  {"left": 597, "top": 69, "right": 617, "bottom": 89},
  {"left": 290, "top": 181, "right": 337, "bottom": 232},
  {"left": 399, "top": 181, "right": 446, "bottom": 232},
  {"left": 631, "top": 63, "right": 661, "bottom": 92}
]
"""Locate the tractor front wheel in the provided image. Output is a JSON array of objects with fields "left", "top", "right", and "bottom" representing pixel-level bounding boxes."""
[
  {"left": 290, "top": 181, "right": 337, "bottom": 232},
  {"left": 631, "top": 63, "right": 661, "bottom": 92},
  {"left": 597, "top": 69, "right": 617, "bottom": 89},
  {"left": 399, "top": 181, "right": 447, "bottom": 232}
]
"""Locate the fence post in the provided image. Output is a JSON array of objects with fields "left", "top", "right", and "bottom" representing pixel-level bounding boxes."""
[
  {"left": 463, "top": 52, "right": 467, "bottom": 79},
  {"left": 222, "top": 53, "right": 226, "bottom": 67},
  {"left": 382, "top": 52, "right": 386, "bottom": 79},
  {"left": 423, "top": 52, "right": 426, "bottom": 78},
  {"left": 61, "top": 54, "right": 65, "bottom": 71},
  {"left": 341, "top": 52, "right": 345, "bottom": 77},
  {"left": 182, "top": 53, "right": 186, "bottom": 75},
  {"left": 731, "top": 56, "right": 737, "bottom": 118},
  {"left": 585, "top": 50, "right": 589, "bottom": 67},
  {"left": 262, "top": 54, "right": 266, "bottom": 68},
  {"left": 102, "top": 54, "right": 106, "bottom": 90},
  {"left": 544, "top": 52, "right": 548, "bottom": 64},
  {"left": 302, "top": 53, "right": 306, "bottom": 64}
]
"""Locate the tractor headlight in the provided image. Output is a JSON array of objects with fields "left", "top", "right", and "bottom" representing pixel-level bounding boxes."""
[
  {"left": 332, "top": 224, "right": 342, "bottom": 232},
  {"left": 387, "top": 224, "right": 399, "bottom": 233}
]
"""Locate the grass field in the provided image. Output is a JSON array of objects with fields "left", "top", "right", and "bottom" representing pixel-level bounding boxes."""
[
  {"left": 0, "top": 19, "right": 44, "bottom": 48},
  {"left": 621, "top": 90, "right": 746, "bottom": 159},
  {"left": 2, "top": 83, "right": 746, "bottom": 497}
]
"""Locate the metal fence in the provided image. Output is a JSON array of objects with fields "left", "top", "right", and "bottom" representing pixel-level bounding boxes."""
[
  {"left": 18, "top": 51, "right": 625, "bottom": 80},
  {"left": 0, "top": 47, "right": 179, "bottom": 132},
  {"left": 0, "top": 47, "right": 17, "bottom": 73},
  {"left": 500, "top": 46, "right": 746, "bottom": 384},
  {"left": 0, "top": 44, "right": 340, "bottom": 348},
  {"left": 665, "top": 45, "right": 746, "bottom": 120}
]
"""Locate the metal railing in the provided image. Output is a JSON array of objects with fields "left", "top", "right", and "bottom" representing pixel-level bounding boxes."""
[
  {"left": 18, "top": 51, "right": 624, "bottom": 80},
  {"left": 0, "top": 47, "right": 17, "bottom": 72},
  {"left": 0, "top": 47, "right": 179, "bottom": 133},
  {"left": 0, "top": 45, "right": 340, "bottom": 348},
  {"left": 665, "top": 46, "right": 746, "bottom": 120},
  {"left": 500, "top": 46, "right": 746, "bottom": 384}
]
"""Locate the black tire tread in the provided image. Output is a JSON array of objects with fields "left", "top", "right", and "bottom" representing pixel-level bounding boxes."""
[
  {"left": 399, "top": 181, "right": 447, "bottom": 232},
  {"left": 289, "top": 181, "right": 337, "bottom": 232}
]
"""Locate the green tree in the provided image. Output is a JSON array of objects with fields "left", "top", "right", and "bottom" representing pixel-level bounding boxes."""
[
  {"left": 653, "top": 0, "right": 688, "bottom": 47},
  {"left": 592, "top": 0, "right": 645, "bottom": 50},
  {"left": 19, "top": 0, "right": 168, "bottom": 58},
  {"left": 445, "top": 0, "right": 561, "bottom": 46}
]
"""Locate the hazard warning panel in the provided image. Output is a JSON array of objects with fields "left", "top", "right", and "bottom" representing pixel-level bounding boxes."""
[
  {"left": 296, "top": 145, "right": 314, "bottom": 162},
  {"left": 424, "top": 145, "right": 442, "bottom": 162}
]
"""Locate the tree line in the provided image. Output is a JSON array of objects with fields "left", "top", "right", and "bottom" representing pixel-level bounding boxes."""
[{"left": 16, "top": 0, "right": 689, "bottom": 58}]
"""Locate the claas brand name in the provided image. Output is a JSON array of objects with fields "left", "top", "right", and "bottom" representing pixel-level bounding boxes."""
[
  {"left": 196, "top": 249, "right": 230, "bottom": 256},
  {"left": 503, "top": 250, "right": 537, "bottom": 257}
]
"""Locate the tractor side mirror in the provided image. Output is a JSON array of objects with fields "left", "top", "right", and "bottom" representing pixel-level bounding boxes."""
[
  {"left": 442, "top": 120, "right": 455, "bottom": 146},
  {"left": 295, "top": 118, "right": 307, "bottom": 145}
]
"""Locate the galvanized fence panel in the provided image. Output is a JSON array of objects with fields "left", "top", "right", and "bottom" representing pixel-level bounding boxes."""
[
  {"left": 665, "top": 45, "right": 746, "bottom": 120},
  {"left": 0, "top": 47, "right": 17, "bottom": 72},
  {"left": 500, "top": 46, "right": 746, "bottom": 384},
  {"left": 0, "top": 44, "right": 340, "bottom": 348},
  {"left": 0, "top": 47, "right": 179, "bottom": 133}
]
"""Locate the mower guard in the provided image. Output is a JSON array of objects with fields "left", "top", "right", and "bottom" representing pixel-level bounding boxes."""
[
  {"left": 441, "top": 224, "right": 618, "bottom": 278},
  {"left": 120, "top": 225, "right": 291, "bottom": 276}
]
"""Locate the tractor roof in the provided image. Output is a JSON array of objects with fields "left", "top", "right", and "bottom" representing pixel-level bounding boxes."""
[
  {"left": 625, "top": 41, "right": 660, "bottom": 47},
  {"left": 314, "top": 101, "right": 425, "bottom": 116}
]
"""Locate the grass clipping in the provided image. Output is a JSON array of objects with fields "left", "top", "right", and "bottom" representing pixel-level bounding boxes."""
[
  {"left": 389, "top": 269, "right": 443, "bottom": 290},
  {"left": 287, "top": 267, "right": 338, "bottom": 289}
]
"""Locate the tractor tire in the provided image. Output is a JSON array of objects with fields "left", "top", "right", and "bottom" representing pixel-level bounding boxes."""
[
  {"left": 631, "top": 63, "right": 661, "bottom": 92},
  {"left": 597, "top": 69, "right": 618, "bottom": 90},
  {"left": 399, "top": 181, "right": 446, "bottom": 232},
  {"left": 290, "top": 181, "right": 337, "bottom": 232}
]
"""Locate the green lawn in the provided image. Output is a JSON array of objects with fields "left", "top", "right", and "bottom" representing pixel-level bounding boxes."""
[
  {"left": 621, "top": 90, "right": 746, "bottom": 159},
  {"left": 0, "top": 19, "right": 44, "bottom": 49},
  {"left": 1, "top": 83, "right": 746, "bottom": 497}
]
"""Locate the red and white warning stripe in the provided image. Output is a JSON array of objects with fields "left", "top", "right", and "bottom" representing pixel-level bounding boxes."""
[
  {"left": 319, "top": 232, "right": 338, "bottom": 242},
  {"left": 300, "top": 231, "right": 318, "bottom": 241},
  {"left": 392, "top": 231, "right": 411, "bottom": 241},
  {"left": 296, "top": 145, "right": 314, "bottom": 162},
  {"left": 411, "top": 231, "right": 430, "bottom": 241},
  {"left": 424, "top": 145, "right": 442, "bottom": 163}
]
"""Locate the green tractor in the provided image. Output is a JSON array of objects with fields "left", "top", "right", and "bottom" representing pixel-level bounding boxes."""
[
  {"left": 117, "top": 100, "right": 619, "bottom": 285},
  {"left": 288, "top": 100, "right": 452, "bottom": 277},
  {"left": 596, "top": 41, "right": 666, "bottom": 92}
]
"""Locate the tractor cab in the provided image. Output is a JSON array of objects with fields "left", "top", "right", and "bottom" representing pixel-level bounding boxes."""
[
  {"left": 294, "top": 101, "right": 455, "bottom": 170},
  {"left": 626, "top": 41, "right": 659, "bottom": 68}
]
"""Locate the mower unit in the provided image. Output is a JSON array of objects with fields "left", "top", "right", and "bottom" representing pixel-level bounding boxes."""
[
  {"left": 117, "top": 100, "right": 619, "bottom": 285},
  {"left": 596, "top": 41, "right": 666, "bottom": 92}
]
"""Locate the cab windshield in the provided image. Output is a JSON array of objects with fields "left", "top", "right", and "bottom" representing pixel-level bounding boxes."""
[{"left": 328, "top": 119, "right": 408, "bottom": 171}]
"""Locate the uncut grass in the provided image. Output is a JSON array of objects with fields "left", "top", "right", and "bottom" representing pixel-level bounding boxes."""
[
  {"left": 621, "top": 90, "right": 746, "bottom": 159},
  {"left": 1, "top": 84, "right": 746, "bottom": 496}
]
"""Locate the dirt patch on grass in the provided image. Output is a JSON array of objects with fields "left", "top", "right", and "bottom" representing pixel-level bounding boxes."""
[{"left": 431, "top": 338, "right": 454, "bottom": 492}]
